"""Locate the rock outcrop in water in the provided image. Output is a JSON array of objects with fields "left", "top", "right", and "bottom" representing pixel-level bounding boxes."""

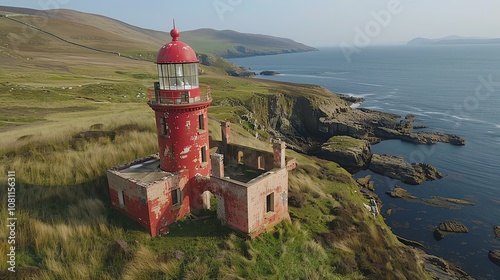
[
  {"left": 369, "top": 154, "right": 443, "bottom": 185},
  {"left": 319, "top": 136, "right": 371, "bottom": 171},
  {"left": 377, "top": 128, "right": 466, "bottom": 145},
  {"left": 260, "top": 70, "right": 280, "bottom": 76},
  {"left": 385, "top": 186, "right": 474, "bottom": 209},
  {"left": 386, "top": 186, "right": 416, "bottom": 199},
  {"left": 489, "top": 250, "right": 500, "bottom": 266},
  {"left": 433, "top": 221, "right": 468, "bottom": 241},
  {"left": 438, "top": 221, "right": 469, "bottom": 233}
]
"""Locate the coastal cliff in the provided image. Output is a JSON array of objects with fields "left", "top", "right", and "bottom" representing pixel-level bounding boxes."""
[
  {"left": 214, "top": 80, "right": 465, "bottom": 150},
  {"left": 211, "top": 78, "right": 464, "bottom": 177},
  {"left": 202, "top": 66, "right": 470, "bottom": 277}
]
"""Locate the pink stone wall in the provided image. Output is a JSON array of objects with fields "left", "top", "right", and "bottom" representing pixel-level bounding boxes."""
[
  {"left": 218, "top": 143, "right": 275, "bottom": 171},
  {"left": 246, "top": 168, "right": 290, "bottom": 237},
  {"left": 206, "top": 178, "right": 249, "bottom": 233}
]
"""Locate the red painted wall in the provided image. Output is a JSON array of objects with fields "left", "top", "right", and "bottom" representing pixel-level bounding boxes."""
[
  {"left": 206, "top": 178, "right": 249, "bottom": 233},
  {"left": 107, "top": 171, "right": 151, "bottom": 230},
  {"left": 147, "top": 169, "right": 191, "bottom": 236},
  {"left": 246, "top": 168, "right": 290, "bottom": 236},
  {"left": 150, "top": 102, "right": 211, "bottom": 179}
]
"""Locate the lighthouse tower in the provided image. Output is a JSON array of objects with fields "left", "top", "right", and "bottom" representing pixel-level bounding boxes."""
[{"left": 149, "top": 27, "right": 211, "bottom": 206}]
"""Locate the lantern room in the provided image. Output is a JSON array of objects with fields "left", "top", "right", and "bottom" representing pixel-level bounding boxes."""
[
  {"left": 153, "top": 27, "right": 202, "bottom": 104},
  {"left": 157, "top": 63, "right": 198, "bottom": 91}
]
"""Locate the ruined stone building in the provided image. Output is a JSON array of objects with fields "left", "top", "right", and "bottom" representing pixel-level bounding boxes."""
[{"left": 107, "top": 27, "right": 295, "bottom": 238}]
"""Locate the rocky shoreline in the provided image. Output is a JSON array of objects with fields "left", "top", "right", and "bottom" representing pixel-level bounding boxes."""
[
  {"left": 229, "top": 78, "right": 474, "bottom": 277},
  {"left": 318, "top": 108, "right": 466, "bottom": 147},
  {"left": 298, "top": 94, "right": 468, "bottom": 182},
  {"left": 354, "top": 176, "right": 475, "bottom": 279},
  {"left": 420, "top": 252, "right": 474, "bottom": 280},
  {"left": 320, "top": 96, "right": 477, "bottom": 276},
  {"left": 489, "top": 250, "right": 500, "bottom": 266}
]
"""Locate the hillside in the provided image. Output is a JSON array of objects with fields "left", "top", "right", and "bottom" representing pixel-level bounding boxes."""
[
  {"left": 182, "top": 28, "right": 317, "bottom": 58},
  {"left": 0, "top": 6, "right": 316, "bottom": 59},
  {"left": 0, "top": 6, "right": 470, "bottom": 280}
]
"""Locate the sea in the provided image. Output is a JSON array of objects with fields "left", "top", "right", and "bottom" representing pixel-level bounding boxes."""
[{"left": 229, "top": 45, "right": 500, "bottom": 279}]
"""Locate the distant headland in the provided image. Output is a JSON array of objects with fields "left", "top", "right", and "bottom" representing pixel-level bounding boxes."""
[
  {"left": 408, "top": 35, "right": 500, "bottom": 45},
  {"left": 182, "top": 28, "right": 318, "bottom": 58}
]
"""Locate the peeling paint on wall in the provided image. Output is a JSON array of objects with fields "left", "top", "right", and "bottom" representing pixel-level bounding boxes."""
[
  {"left": 180, "top": 146, "right": 192, "bottom": 155},
  {"left": 216, "top": 195, "right": 226, "bottom": 224}
]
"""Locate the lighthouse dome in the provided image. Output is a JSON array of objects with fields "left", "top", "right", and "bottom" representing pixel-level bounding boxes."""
[{"left": 157, "top": 28, "right": 198, "bottom": 64}]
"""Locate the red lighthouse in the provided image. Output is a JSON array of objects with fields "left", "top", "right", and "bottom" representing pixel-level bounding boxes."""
[
  {"left": 107, "top": 25, "right": 293, "bottom": 238},
  {"left": 149, "top": 27, "right": 211, "bottom": 180}
]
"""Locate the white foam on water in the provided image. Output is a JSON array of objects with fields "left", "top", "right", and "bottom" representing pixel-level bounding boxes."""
[
  {"left": 280, "top": 73, "right": 349, "bottom": 81},
  {"left": 364, "top": 106, "right": 382, "bottom": 110},
  {"left": 341, "top": 93, "right": 375, "bottom": 98},
  {"left": 322, "top": 71, "right": 350, "bottom": 76},
  {"left": 352, "top": 81, "right": 384, "bottom": 87},
  {"left": 350, "top": 103, "right": 361, "bottom": 109}
]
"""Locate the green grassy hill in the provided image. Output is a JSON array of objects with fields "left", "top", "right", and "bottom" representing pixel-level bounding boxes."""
[
  {"left": 0, "top": 6, "right": 316, "bottom": 59},
  {"left": 0, "top": 6, "right": 438, "bottom": 280},
  {"left": 182, "top": 28, "right": 317, "bottom": 58}
]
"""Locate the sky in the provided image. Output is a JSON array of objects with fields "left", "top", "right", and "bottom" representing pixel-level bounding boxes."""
[{"left": 2, "top": 0, "right": 500, "bottom": 47}]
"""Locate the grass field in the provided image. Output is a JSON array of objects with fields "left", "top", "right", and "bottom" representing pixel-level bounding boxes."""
[{"left": 0, "top": 67, "right": 429, "bottom": 279}]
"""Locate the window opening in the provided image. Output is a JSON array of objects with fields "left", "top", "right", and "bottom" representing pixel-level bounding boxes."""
[{"left": 266, "top": 193, "right": 274, "bottom": 213}]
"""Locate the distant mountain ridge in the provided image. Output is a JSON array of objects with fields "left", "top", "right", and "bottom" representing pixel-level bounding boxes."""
[
  {"left": 0, "top": 6, "right": 316, "bottom": 59},
  {"left": 408, "top": 36, "right": 500, "bottom": 45},
  {"left": 182, "top": 28, "right": 317, "bottom": 58}
]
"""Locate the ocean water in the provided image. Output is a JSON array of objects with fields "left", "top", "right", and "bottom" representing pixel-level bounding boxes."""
[{"left": 229, "top": 45, "right": 500, "bottom": 279}]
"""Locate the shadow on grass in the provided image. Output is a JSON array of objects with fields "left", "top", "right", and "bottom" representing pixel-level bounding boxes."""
[
  {"left": 11, "top": 174, "right": 237, "bottom": 240},
  {"left": 167, "top": 210, "right": 234, "bottom": 238}
]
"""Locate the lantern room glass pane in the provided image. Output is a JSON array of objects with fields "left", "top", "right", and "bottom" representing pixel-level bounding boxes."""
[{"left": 157, "top": 63, "right": 199, "bottom": 90}]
